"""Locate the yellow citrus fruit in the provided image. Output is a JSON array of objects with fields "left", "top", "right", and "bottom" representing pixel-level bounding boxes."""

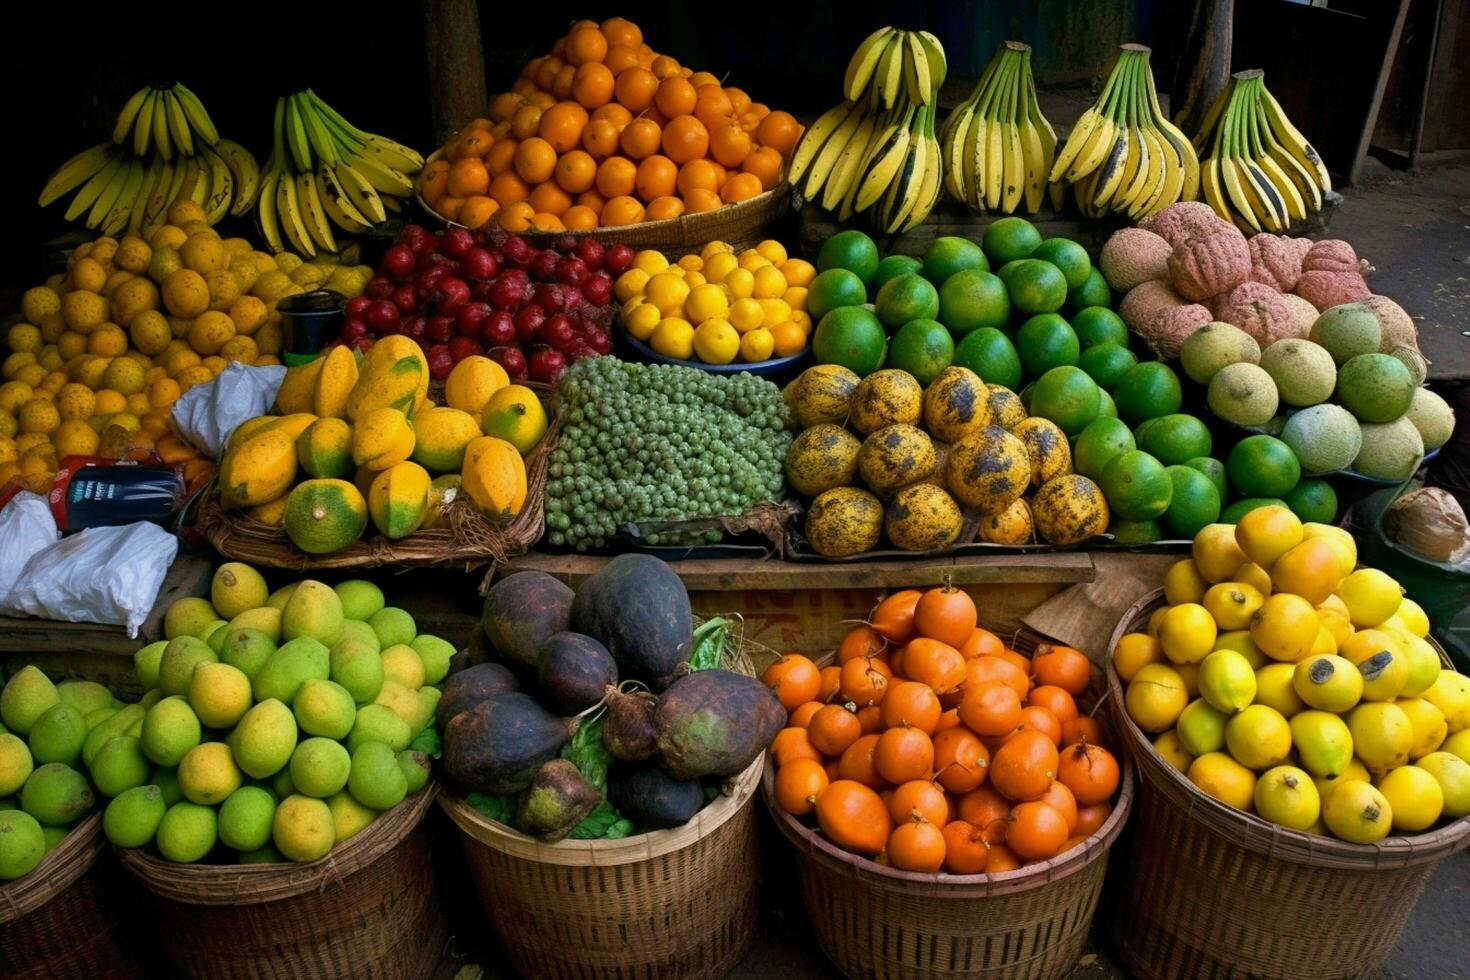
[
  {"left": 188, "top": 312, "right": 237, "bottom": 356},
  {"left": 61, "top": 291, "right": 107, "bottom": 332},
  {"left": 1192, "top": 524, "right": 1246, "bottom": 583},
  {"left": 87, "top": 324, "right": 128, "bottom": 358},
  {"left": 728, "top": 298, "right": 764, "bottom": 333},
  {"left": 1235, "top": 505, "right": 1303, "bottom": 570},
  {"left": 631, "top": 249, "right": 669, "bottom": 276},
  {"left": 1159, "top": 603, "right": 1217, "bottom": 665},
  {"left": 757, "top": 298, "right": 792, "bottom": 328},
  {"left": 737, "top": 249, "right": 770, "bottom": 271},
  {"left": 1394, "top": 598, "right": 1430, "bottom": 639},
  {"left": 1254, "top": 765, "right": 1321, "bottom": 830},
  {"left": 1293, "top": 654, "right": 1363, "bottom": 712},
  {"left": 623, "top": 302, "right": 661, "bottom": 341},
  {"left": 643, "top": 272, "right": 690, "bottom": 315},
  {"left": 93, "top": 389, "right": 127, "bottom": 415},
  {"left": 1339, "top": 629, "right": 1408, "bottom": 702},
  {"left": 167, "top": 200, "right": 207, "bottom": 226},
  {"left": 769, "top": 321, "right": 806, "bottom": 358},
  {"left": 752, "top": 265, "right": 787, "bottom": 299},
  {"left": 1302, "top": 522, "right": 1356, "bottom": 578},
  {"left": 71, "top": 257, "right": 108, "bottom": 293},
  {"left": 739, "top": 328, "right": 774, "bottom": 363},
  {"left": 684, "top": 283, "right": 730, "bottom": 325},
  {"left": 1254, "top": 662, "right": 1305, "bottom": 716},
  {"left": 723, "top": 267, "right": 755, "bottom": 299},
  {"left": 1188, "top": 752, "right": 1257, "bottom": 810},
  {"left": 691, "top": 319, "right": 739, "bottom": 364},
  {"left": 179, "top": 233, "right": 228, "bottom": 275},
  {"left": 1250, "top": 593, "right": 1320, "bottom": 662},
  {"left": 53, "top": 418, "right": 99, "bottom": 456},
  {"left": 56, "top": 383, "right": 96, "bottom": 421},
  {"left": 703, "top": 252, "right": 739, "bottom": 282},
  {"left": 676, "top": 254, "right": 704, "bottom": 272},
  {"left": 7, "top": 323, "right": 41, "bottom": 354},
  {"left": 1224, "top": 703, "right": 1292, "bottom": 769},
  {"left": 1397, "top": 697, "right": 1448, "bottom": 760},
  {"left": 1152, "top": 730, "right": 1194, "bottom": 773},
  {"left": 649, "top": 317, "right": 694, "bottom": 360},
  {"left": 102, "top": 358, "right": 146, "bottom": 396},
  {"left": 1203, "top": 582, "right": 1265, "bottom": 631},
  {"left": 613, "top": 268, "right": 650, "bottom": 304},
  {"left": 1163, "top": 559, "right": 1209, "bottom": 605},
  {"left": 1375, "top": 764, "right": 1443, "bottom": 832},
  {"left": 1125, "top": 663, "right": 1188, "bottom": 732},
  {"left": 110, "top": 277, "right": 159, "bottom": 327},
  {"left": 227, "top": 297, "right": 269, "bottom": 336},
  {"left": 21, "top": 287, "right": 61, "bottom": 323},
  {"left": 163, "top": 269, "right": 210, "bottom": 318},
  {"left": 1214, "top": 629, "right": 1268, "bottom": 669},
  {"left": 780, "top": 257, "right": 816, "bottom": 287},
  {"left": 17, "top": 399, "right": 59, "bottom": 435},
  {"left": 1336, "top": 568, "right": 1404, "bottom": 628},
  {"left": 205, "top": 269, "right": 243, "bottom": 311},
  {"left": 1270, "top": 537, "right": 1343, "bottom": 606},
  {"left": 1113, "top": 632, "right": 1164, "bottom": 682},
  {"left": 755, "top": 239, "right": 788, "bottom": 265}
]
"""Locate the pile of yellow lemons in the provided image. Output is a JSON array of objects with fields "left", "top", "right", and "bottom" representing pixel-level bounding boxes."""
[{"left": 613, "top": 240, "right": 814, "bottom": 365}]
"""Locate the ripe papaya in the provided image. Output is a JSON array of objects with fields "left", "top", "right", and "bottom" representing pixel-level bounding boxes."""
[
  {"left": 345, "top": 336, "right": 428, "bottom": 420},
  {"left": 462, "top": 436, "right": 527, "bottom": 517},
  {"left": 275, "top": 358, "right": 324, "bottom": 415},
  {"left": 351, "top": 408, "right": 415, "bottom": 471},
  {"left": 220, "top": 425, "right": 299, "bottom": 508},
  {"left": 368, "top": 462, "right": 431, "bottom": 540},
  {"left": 312, "top": 346, "right": 359, "bottom": 419}
]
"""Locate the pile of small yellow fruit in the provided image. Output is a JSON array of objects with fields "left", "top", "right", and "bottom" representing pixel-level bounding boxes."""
[
  {"left": 0, "top": 200, "right": 372, "bottom": 494},
  {"left": 1115, "top": 504, "right": 1470, "bottom": 844},
  {"left": 613, "top": 240, "right": 813, "bottom": 365}
]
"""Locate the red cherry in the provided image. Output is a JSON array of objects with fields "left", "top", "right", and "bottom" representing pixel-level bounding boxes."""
[
  {"left": 441, "top": 227, "right": 474, "bottom": 257},
  {"left": 462, "top": 247, "right": 499, "bottom": 281},
  {"left": 345, "top": 295, "right": 372, "bottom": 318},
  {"left": 574, "top": 238, "right": 605, "bottom": 271},
  {"left": 482, "top": 311, "right": 516, "bottom": 346},
  {"left": 448, "top": 336, "right": 483, "bottom": 362},
  {"left": 539, "top": 313, "right": 575, "bottom": 349},
  {"left": 514, "top": 305, "right": 547, "bottom": 343},
  {"left": 436, "top": 278, "right": 471, "bottom": 312},
  {"left": 489, "top": 275, "right": 527, "bottom": 311},
  {"left": 426, "top": 344, "right": 455, "bottom": 379},
  {"left": 456, "top": 301, "right": 490, "bottom": 335},
  {"left": 529, "top": 348, "right": 567, "bottom": 383},
  {"left": 581, "top": 273, "right": 612, "bottom": 306},
  {"left": 382, "top": 244, "right": 416, "bottom": 281},
  {"left": 365, "top": 275, "right": 394, "bottom": 299},
  {"left": 389, "top": 284, "right": 417, "bottom": 313},
  {"left": 532, "top": 282, "right": 562, "bottom": 313},
  {"left": 556, "top": 256, "right": 589, "bottom": 286},
  {"left": 493, "top": 346, "right": 528, "bottom": 378},
  {"left": 529, "top": 250, "right": 559, "bottom": 280},
  {"left": 604, "top": 243, "right": 635, "bottom": 274},
  {"left": 364, "top": 300, "right": 400, "bottom": 331}
]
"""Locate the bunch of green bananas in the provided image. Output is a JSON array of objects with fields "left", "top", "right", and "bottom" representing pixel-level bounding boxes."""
[
  {"left": 940, "top": 41, "right": 1061, "bottom": 215},
  {"left": 38, "top": 83, "right": 259, "bottom": 234},
  {"left": 258, "top": 89, "right": 424, "bottom": 256},
  {"left": 1195, "top": 70, "right": 1331, "bottom": 233},
  {"left": 1049, "top": 44, "right": 1199, "bottom": 219},
  {"left": 786, "top": 27, "right": 946, "bottom": 233}
]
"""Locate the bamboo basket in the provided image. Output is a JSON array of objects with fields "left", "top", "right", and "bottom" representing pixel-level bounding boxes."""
[
  {"left": 113, "top": 786, "right": 442, "bottom": 980},
  {"left": 762, "top": 643, "right": 1133, "bottom": 980},
  {"left": 437, "top": 630, "right": 765, "bottom": 979},
  {"left": 0, "top": 813, "right": 143, "bottom": 979},
  {"left": 1105, "top": 589, "right": 1470, "bottom": 980}
]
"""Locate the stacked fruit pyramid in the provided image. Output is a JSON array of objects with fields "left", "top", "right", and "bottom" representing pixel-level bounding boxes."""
[
  {"left": 419, "top": 16, "right": 803, "bottom": 231},
  {"left": 1115, "top": 505, "right": 1470, "bottom": 842},
  {"left": 105, "top": 564, "right": 443, "bottom": 863}
]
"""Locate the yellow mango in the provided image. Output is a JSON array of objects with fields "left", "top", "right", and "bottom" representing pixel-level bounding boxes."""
[
  {"left": 219, "top": 426, "right": 298, "bottom": 508},
  {"left": 270, "top": 412, "right": 317, "bottom": 441},
  {"left": 312, "top": 346, "right": 359, "bottom": 419},
  {"left": 461, "top": 436, "right": 527, "bottom": 518},
  {"left": 274, "top": 357, "right": 323, "bottom": 414},
  {"left": 481, "top": 385, "right": 548, "bottom": 455},
  {"left": 411, "top": 406, "right": 480, "bottom": 473},
  {"left": 368, "top": 461, "right": 430, "bottom": 539},
  {"left": 345, "top": 336, "right": 427, "bottom": 420},
  {"left": 351, "top": 407, "right": 415, "bottom": 471},
  {"left": 226, "top": 415, "right": 278, "bottom": 453}
]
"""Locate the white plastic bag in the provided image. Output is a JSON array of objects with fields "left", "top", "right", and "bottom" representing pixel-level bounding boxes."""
[
  {"left": 0, "top": 492, "right": 60, "bottom": 603},
  {"left": 172, "top": 361, "right": 287, "bottom": 459},
  {"left": 0, "top": 522, "right": 178, "bottom": 637}
]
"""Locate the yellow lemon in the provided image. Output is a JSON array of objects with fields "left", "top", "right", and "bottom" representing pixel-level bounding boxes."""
[
  {"left": 675, "top": 253, "right": 703, "bottom": 272},
  {"left": 1395, "top": 598, "right": 1430, "bottom": 639},
  {"left": 1348, "top": 701, "right": 1414, "bottom": 772},
  {"left": 1125, "top": 663, "right": 1188, "bottom": 732},
  {"left": 736, "top": 249, "right": 770, "bottom": 271},
  {"left": 1164, "top": 559, "right": 1208, "bottom": 605},
  {"left": 178, "top": 742, "right": 243, "bottom": 805},
  {"left": 163, "top": 268, "right": 210, "bottom": 318},
  {"left": 1214, "top": 630, "right": 1267, "bottom": 669},
  {"left": 1270, "top": 537, "right": 1343, "bottom": 605},
  {"left": 644, "top": 272, "right": 690, "bottom": 316},
  {"left": 1175, "top": 662, "right": 1201, "bottom": 698},
  {"left": 114, "top": 234, "right": 152, "bottom": 273},
  {"left": 1198, "top": 649, "right": 1257, "bottom": 714},
  {"left": 54, "top": 419, "right": 99, "bottom": 457},
  {"left": 1255, "top": 765, "right": 1321, "bottom": 830},
  {"left": 1324, "top": 779, "right": 1392, "bottom": 842},
  {"left": 1235, "top": 505, "right": 1302, "bottom": 569},
  {"left": 1444, "top": 729, "right": 1470, "bottom": 763},
  {"left": 1152, "top": 730, "right": 1194, "bottom": 773},
  {"left": 179, "top": 233, "right": 228, "bottom": 275},
  {"left": 1250, "top": 593, "right": 1319, "bottom": 662},
  {"left": 71, "top": 256, "right": 108, "bottom": 293},
  {"left": 703, "top": 252, "right": 739, "bottom": 282},
  {"left": 1302, "top": 522, "right": 1356, "bottom": 577},
  {"left": 1418, "top": 751, "right": 1470, "bottom": 817},
  {"left": 1188, "top": 752, "right": 1257, "bottom": 810},
  {"left": 0, "top": 381, "right": 33, "bottom": 414},
  {"left": 228, "top": 296, "right": 269, "bottom": 336},
  {"left": 102, "top": 358, "right": 146, "bottom": 397},
  {"left": 1293, "top": 654, "right": 1363, "bottom": 712},
  {"left": 728, "top": 298, "right": 765, "bottom": 333},
  {"left": 631, "top": 249, "right": 669, "bottom": 276},
  {"left": 18, "top": 399, "right": 59, "bottom": 436},
  {"left": 739, "top": 328, "right": 774, "bottom": 363},
  {"left": 757, "top": 297, "right": 792, "bottom": 328},
  {"left": 650, "top": 318, "right": 694, "bottom": 360},
  {"left": 755, "top": 239, "right": 788, "bottom": 265},
  {"left": 1176, "top": 698, "right": 1229, "bottom": 756},
  {"left": 1159, "top": 602, "right": 1216, "bottom": 665},
  {"left": 129, "top": 310, "right": 172, "bottom": 356},
  {"left": 1255, "top": 662, "right": 1306, "bottom": 717},
  {"left": 1339, "top": 629, "right": 1408, "bottom": 702},
  {"left": 613, "top": 268, "right": 650, "bottom": 303},
  {"left": 61, "top": 291, "right": 107, "bottom": 332},
  {"left": 692, "top": 319, "right": 739, "bottom": 365},
  {"left": 1112, "top": 632, "right": 1164, "bottom": 682},
  {"left": 1224, "top": 704, "right": 1292, "bottom": 770},
  {"left": 684, "top": 283, "right": 730, "bottom": 325},
  {"left": 188, "top": 311, "right": 236, "bottom": 355},
  {"left": 6, "top": 323, "right": 41, "bottom": 354},
  {"left": 752, "top": 264, "right": 787, "bottom": 299},
  {"left": 779, "top": 257, "right": 816, "bottom": 287},
  {"left": 1192, "top": 523, "right": 1246, "bottom": 582},
  {"left": 723, "top": 267, "right": 755, "bottom": 299},
  {"left": 21, "top": 286, "right": 61, "bottom": 323},
  {"left": 1315, "top": 593, "right": 1354, "bottom": 646},
  {"left": 1313, "top": 757, "right": 1370, "bottom": 805},
  {"left": 699, "top": 240, "right": 733, "bottom": 260},
  {"left": 1375, "top": 764, "right": 1443, "bottom": 832},
  {"left": 1336, "top": 568, "right": 1403, "bottom": 628},
  {"left": 1393, "top": 630, "right": 1442, "bottom": 698},
  {"left": 623, "top": 301, "right": 661, "bottom": 341},
  {"left": 783, "top": 285, "right": 809, "bottom": 312},
  {"left": 1423, "top": 670, "right": 1470, "bottom": 733},
  {"left": 1397, "top": 697, "right": 1448, "bottom": 760}
]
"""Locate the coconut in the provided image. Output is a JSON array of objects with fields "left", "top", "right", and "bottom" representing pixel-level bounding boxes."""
[
  {"left": 1353, "top": 416, "right": 1424, "bottom": 481},
  {"left": 1180, "top": 321, "right": 1262, "bottom": 385},
  {"left": 1405, "top": 388, "right": 1455, "bottom": 451},
  {"left": 1281, "top": 404, "right": 1362, "bottom": 475},
  {"left": 1360, "top": 294, "right": 1419, "bottom": 353},
  {"left": 1214, "top": 281, "right": 1297, "bottom": 347},
  {"left": 1301, "top": 239, "right": 1361, "bottom": 275},
  {"left": 1100, "top": 228, "right": 1173, "bottom": 292},
  {"left": 1259, "top": 338, "right": 1337, "bottom": 407},
  {"left": 1207, "top": 362, "right": 1280, "bottom": 426}
]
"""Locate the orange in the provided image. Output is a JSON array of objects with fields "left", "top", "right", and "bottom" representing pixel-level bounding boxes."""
[
  {"left": 688, "top": 71, "right": 720, "bottom": 89},
  {"left": 660, "top": 115, "right": 709, "bottom": 164},
  {"left": 459, "top": 196, "right": 499, "bottom": 228},
  {"left": 604, "top": 44, "right": 640, "bottom": 75},
  {"left": 486, "top": 139, "right": 518, "bottom": 176},
  {"left": 561, "top": 205, "right": 599, "bottom": 230},
  {"left": 634, "top": 155, "right": 677, "bottom": 202},
  {"left": 595, "top": 157, "right": 637, "bottom": 198},
  {"left": 554, "top": 150, "right": 597, "bottom": 193},
  {"left": 742, "top": 146, "right": 784, "bottom": 189},
  {"left": 509, "top": 78, "right": 536, "bottom": 98},
  {"left": 418, "top": 160, "right": 449, "bottom": 202},
  {"left": 724, "top": 86, "right": 752, "bottom": 113},
  {"left": 533, "top": 56, "right": 563, "bottom": 92},
  {"left": 642, "top": 106, "right": 670, "bottom": 128},
  {"left": 677, "top": 158, "right": 721, "bottom": 196},
  {"left": 446, "top": 157, "right": 490, "bottom": 198},
  {"left": 572, "top": 62, "right": 615, "bottom": 109},
  {"left": 591, "top": 103, "right": 633, "bottom": 128},
  {"left": 457, "top": 127, "right": 494, "bottom": 159},
  {"left": 528, "top": 181, "right": 572, "bottom": 216},
  {"left": 564, "top": 26, "right": 608, "bottom": 66},
  {"left": 815, "top": 780, "right": 890, "bottom": 856},
  {"left": 695, "top": 85, "right": 735, "bottom": 129},
  {"left": 601, "top": 195, "right": 645, "bottom": 226},
  {"left": 526, "top": 91, "right": 556, "bottom": 110},
  {"left": 490, "top": 92, "right": 522, "bottom": 122},
  {"left": 684, "top": 188, "right": 722, "bottom": 213},
  {"left": 601, "top": 16, "right": 642, "bottom": 48},
  {"left": 614, "top": 67, "right": 658, "bottom": 112},
  {"left": 538, "top": 102, "right": 589, "bottom": 153},
  {"left": 529, "top": 212, "right": 565, "bottom": 232},
  {"left": 769, "top": 320, "right": 806, "bottom": 356},
  {"left": 576, "top": 188, "right": 606, "bottom": 212},
  {"left": 710, "top": 123, "right": 752, "bottom": 167},
  {"left": 650, "top": 54, "right": 681, "bottom": 79},
  {"left": 489, "top": 171, "right": 530, "bottom": 207},
  {"left": 655, "top": 77, "right": 697, "bottom": 118},
  {"left": 757, "top": 110, "right": 802, "bottom": 153},
  {"left": 645, "top": 196, "right": 684, "bottom": 221},
  {"left": 510, "top": 103, "right": 543, "bottom": 140},
  {"left": 436, "top": 196, "right": 465, "bottom": 221},
  {"left": 721, "top": 172, "right": 763, "bottom": 203},
  {"left": 497, "top": 201, "right": 535, "bottom": 232},
  {"left": 619, "top": 118, "right": 662, "bottom": 160},
  {"left": 581, "top": 119, "right": 621, "bottom": 159},
  {"left": 551, "top": 65, "right": 577, "bottom": 101},
  {"left": 512, "top": 137, "right": 556, "bottom": 183}
]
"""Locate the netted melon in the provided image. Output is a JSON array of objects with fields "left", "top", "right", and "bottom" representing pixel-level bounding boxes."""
[
  {"left": 884, "top": 484, "right": 964, "bottom": 552},
  {"left": 922, "top": 367, "right": 991, "bottom": 443},
  {"left": 1032, "top": 474, "right": 1110, "bottom": 545},
  {"left": 985, "top": 384, "right": 1027, "bottom": 431},
  {"left": 784, "top": 424, "right": 861, "bottom": 497},
  {"left": 1012, "top": 417, "right": 1072, "bottom": 490},
  {"left": 946, "top": 426, "right": 1030, "bottom": 514},
  {"left": 849, "top": 369, "right": 923, "bottom": 435},
  {"left": 785, "top": 364, "right": 861, "bottom": 427},
  {"left": 977, "top": 498, "right": 1034, "bottom": 544},
  {"left": 805, "top": 487, "right": 883, "bottom": 557},
  {"left": 857, "top": 424, "right": 936, "bottom": 497}
]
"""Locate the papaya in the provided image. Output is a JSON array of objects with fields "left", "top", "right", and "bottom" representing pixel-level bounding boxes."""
[
  {"left": 602, "top": 686, "right": 659, "bottom": 761},
  {"left": 923, "top": 367, "right": 992, "bottom": 443},
  {"left": 537, "top": 633, "right": 618, "bottom": 715},
  {"left": 436, "top": 663, "right": 519, "bottom": 730},
  {"left": 654, "top": 669, "right": 785, "bottom": 779},
  {"left": 947, "top": 425, "right": 1030, "bottom": 514},
  {"left": 270, "top": 413, "right": 319, "bottom": 441},
  {"left": 297, "top": 417, "right": 353, "bottom": 479},
  {"left": 345, "top": 335, "right": 429, "bottom": 420},
  {"left": 571, "top": 554, "right": 693, "bottom": 691},
  {"left": 481, "top": 571, "right": 574, "bottom": 675},
  {"left": 848, "top": 369, "right": 923, "bottom": 435},
  {"left": 410, "top": 407, "right": 480, "bottom": 472},
  {"left": 219, "top": 425, "right": 299, "bottom": 508},
  {"left": 422, "top": 474, "right": 460, "bottom": 529},
  {"left": 783, "top": 424, "right": 860, "bottom": 498},
  {"left": 442, "top": 692, "right": 573, "bottom": 795},
  {"left": 481, "top": 385, "right": 548, "bottom": 455},
  {"left": 368, "top": 461, "right": 430, "bottom": 539},
  {"left": 857, "top": 424, "right": 936, "bottom": 497},
  {"left": 977, "top": 498, "right": 1035, "bottom": 544},
  {"left": 1032, "top": 474, "right": 1110, "bottom": 546},
  {"left": 986, "top": 384, "right": 1028, "bottom": 431},
  {"left": 885, "top": 483, "right": 964, "bottom": 552},
  {"left": 516, "top": 759, "right": 601, "bottom": 842},
  {"left": 607, "top": 763, "right": 705, "bottom": 829},
  {"left": 805, "top": 486, "right": 883, "bottom": 557},
  {"left": 461, "top": 436, "right": 527, "bottom": 517},
  {"left": 1013, "top": 417, "right": 1072, "bottom": 490},
  {"left": 283, "top": 479, "right": 368, "bottom": 554},
  {"left": 275, "top": 358, "right": 324, "bottom": 415},
  {"left": 784, "top": 364, "right": 860, "bottom": 427},
  {"left": 226, "top": 415, "right": 279, "bottom": 454},
  {"left": 312, "top": 346, "right": 359, "bottom": 419},
  {"left": 352, "top": 407, "right": 415, "bottom": 471},
  {"left": 248, "top": 495, "right": 289, "bottom": 527},
  {"left": 444, "top": 355, "right": 510, "bottom": 417}
]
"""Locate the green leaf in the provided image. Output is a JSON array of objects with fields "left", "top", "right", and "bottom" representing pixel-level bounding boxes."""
[
  {"left": 465, "top": 792, "right": 515, "bottom": 825},
  {"left": 688, "top": 617, "right": 729, "bottom": 672},
  {"left": 566, "top": 801, "right": 623, "bottom": 839},
  {"left": 561, "top": 709, "right": 612, "bottom": 790},
  {"left": 409, "top": 721, "right": 442, "bottom": 760}
]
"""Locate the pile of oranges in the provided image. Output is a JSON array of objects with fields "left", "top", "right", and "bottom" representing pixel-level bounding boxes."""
[
  {"left": 763, "top": 586, "right": 1121, "bottom": 874},
  {"left": 419, "top": 16, "right": 804, "bottom": 233}
]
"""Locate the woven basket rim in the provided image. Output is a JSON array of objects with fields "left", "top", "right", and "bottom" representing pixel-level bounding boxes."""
[
  {"left": 0, "top": 811, "right": 104, "bottom": 925},
  {"left": 1107, "top": 588, "right": 1470, "bottom": 868},
  {"left": 112, "top": 783, "right": 436, "bottom": 906}
]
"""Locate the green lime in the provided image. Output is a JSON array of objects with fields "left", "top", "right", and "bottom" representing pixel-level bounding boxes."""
[
  {"left": 996, "top": 259, "right": 1025, "bottom": 285},
  {"left": 1283, "top": 479, "right": 1337, "bottom": 523},
  {"left": 1113, "top": 362, "right": 1183, "bottom": 424},
  {"left": 1030, "top": 238, "right": 1092, "bottom": 290},
  {"left": 1133, "top": 417, "right": 1162, "bottom": 445},
  {"left": 1072, "top": 307, "right": 1128, "bottom": 349},
  {"left": 1016, "top": 314, "right": 1079, "bottom": 378},
  {"left": 817, "top": 230, "right": 881, "bottom": 285},
  {"left": 1139, "top": 414, "right": 1213, "bottom": 465},
  {"left": 921, "top": 236, "right": 987, "bottom": 285},
  {"left": 982, "top": 217, "right": 1042, "bottom": 265},
  {"left": 1227, "top": 435, "right": 1301, "bottom": 498},
  {"left": 1163, "top": 465, "right": 1222, "bottom": 539},
  {"left": 1006, "top": 259, "right": 1069, "bottom": 315},
  {"left": 952, "top": 328, "right": 1021, "bottom": 391},
  {"left": 1077, "top": 343, "right": 1138, "bottom": 389},
  {"left": 1074, "top": 417, "right": 1136, "bottom": 480},
  {"left": 1185, "top": 456, "right": 1228, "bottom": 502},
  {"left": 1109, "top": 519, "right": 1163, "bottom": 544},
  {"left": 937, "top": 269, "right": 1009, "bottom": 334},
  {"left": 1099, "top": 450, "right": 1173, "bottom": 521},
  {"left": 1097, "top": 388, "right": 1117, "bottom": 418},
  {"left": 873, "top": 254, "right": 923, "bottom": 292},
  {"left": 1068, "top": 267, "right": 1112, "bottom": 313},
  {"left": 1221, "top": 497, "right": 1288, "bottom": 523},
  {"left": 806, "top": 268, "right": 868, "bottom": 322},
  {"left": 1029, "top": 367, "right": 1101, "bottom": 436},
  {"left": 813, "top": 307, "right": 887, "bottom": 377},
  {"left": 888, "top": 319, "right": 954, "bottom": 386},
  {"left": 875, "top": 273, "right": 940, "bottom": 329}
]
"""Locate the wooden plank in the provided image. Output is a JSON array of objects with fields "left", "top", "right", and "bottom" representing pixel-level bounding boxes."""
[
  {"left": 501, "top": 551, "right": 1095, "bottom": 591},
  {"left": 1170, "top": 0, "right": 1235, "bottom": 136},
  {"left": 421, "top": 0, "right": 487, "bottom": 143},
  {"left": 1350, "top": 0, "right": 1413, "bottom": 184}
]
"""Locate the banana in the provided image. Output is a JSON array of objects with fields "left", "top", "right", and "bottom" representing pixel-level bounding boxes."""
[
  {"left": 163, "top": 90, "right": 195, "bottom": 157},
  {"left": 844, "top": 27, "right": 894, "bottom": 102},
  {"left": 345, "top": 152, "right": 413, "bottom": 196},
  {"left": 1050, "top": 106, "right": 1099, "bottom": 183},
  {"left": 821, "top": 113, "right": 879, "bottom": 211},
  {"left": 296, "top": 171, "right": 337, "bottom": 253},
  {"left": 129, "top": 156, "right": 164, "bottom": 233},
  {"left": 64, "top": 154, "right": 122, "bottom": 222},
  {"left": 295, "top": 94, "right": 339, "bottom": 168},
  {"left": 132, "top": 90, "right": 156, "bottom": 158},
  {"left": 173, "top": 84, "right": 220, "bottom": 146},
  {"left": 803, "top": 109, "right": 862, "bottom": 199},
  {"left": 356, "top": 134, "right": 425, "bottom": 175},
  {"left": 285, "top": 95, "right": 313, "bottom": 172},
  {"left": 101, "top": 158, "right": 145, "bottom": 235},
  {"left": 86, "top": 155, "right": 132, "bottom": 229},
  {"left": 1257, "top": 85, "right": 1330, "bottom": 191},
  {"left": 872, "top": 34, "right": 903, "bottom": 110},
  {"left": 113, "top": 88, "right": 151, "bottom": 147},
  {"left": 256, "top": 163, "right": 284, "bottom": 252},
  {"left": 903, "top": 32, "right": 931, "bottom": 107},
  {"left": 855, "top": 108, "right": 913, "bottom": 212},
  {"left": 942, "top": 101, "right": 974, "bottom": 204},
  {"left": 316, "top": 167, "right": 371, "bottom": 232},
  {"left": 916, "top": 31, "right": 948, "bottom": 92},
  {"left": 161, "top": 156, "right": 192, "bottom": 215},
  {"left": 143, "top": 159, "right": 176, "bottom": 226},
  {"left": 152, "top": 93, "right": 173, "bottom": 162},
  {"left": 787, "top": 100, "right": 856, "bottom": 188},
  {"left": 39, "top": 143, "right": 114, "bottom": 207},
  {"left": 199, "top": 145, "right": 234, "bottom": 224},
  {"left": 216, "top": 139, "right": 261, "bottom": 215},
  {"left": 334, "top": 161, "right": 386, "bottom": 224},
  {"left": 276, "top": 168, "right": 314, "bottom": 256}
]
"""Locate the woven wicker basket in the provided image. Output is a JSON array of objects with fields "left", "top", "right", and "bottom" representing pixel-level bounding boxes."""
[
  {"left": 113, "top": 786, "right": 442, "bottom": 980},
  {"left": 1105, "top": 589, "right": 1470, "bottom": 980},
  {"left": 0, "top": 814, "right": 143, "bottom": 979},
  {"left": 762, "top": 641, "right": 1133, "bottom": 980}
]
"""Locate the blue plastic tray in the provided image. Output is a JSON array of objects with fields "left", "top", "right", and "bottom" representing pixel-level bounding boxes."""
[{"left": 618, "top": 329, "right": 811, "bottom": 375}]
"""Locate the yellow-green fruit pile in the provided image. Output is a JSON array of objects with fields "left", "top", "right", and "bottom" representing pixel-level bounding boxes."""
[
  {"left": 100, "top": 562, "right": 445, "bottom": 864},
  {"left": 1115, "top": 505, "right": 1470, "bottom": 843}
]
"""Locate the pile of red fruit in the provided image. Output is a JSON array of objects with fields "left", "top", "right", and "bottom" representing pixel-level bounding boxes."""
[{"left": 338, "top": 223, "right": 633, "bottom": 383}]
